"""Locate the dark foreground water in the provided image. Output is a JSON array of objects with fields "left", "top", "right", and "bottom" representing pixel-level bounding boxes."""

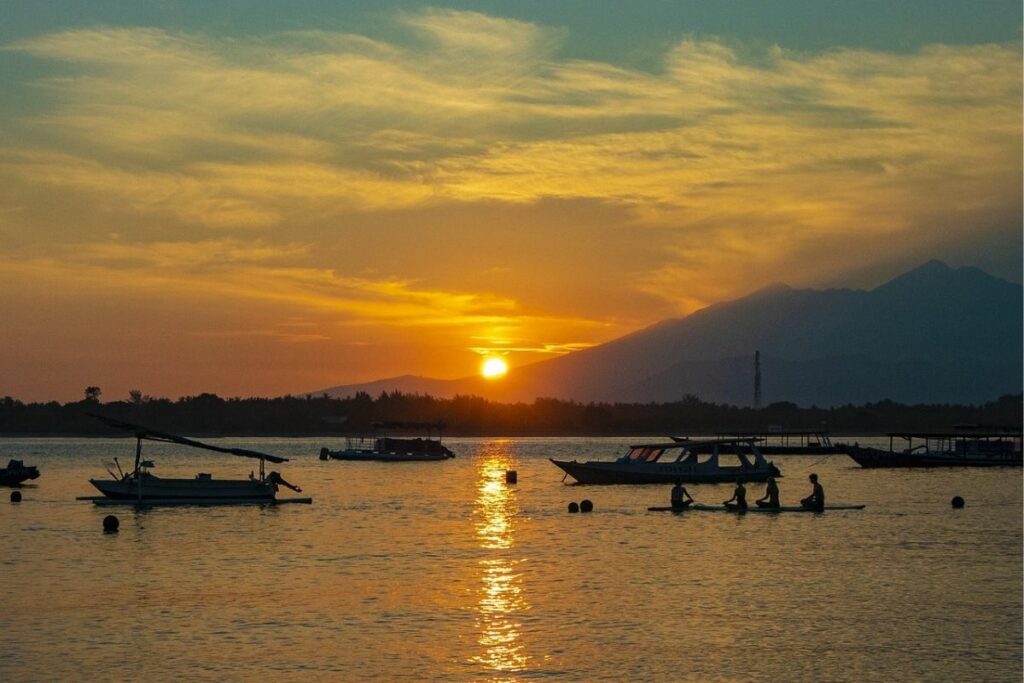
[{"left": 1, "top": 437, "right": 1021, "bottom": 682}]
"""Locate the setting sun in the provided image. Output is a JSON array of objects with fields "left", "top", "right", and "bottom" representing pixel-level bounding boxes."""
[{"left": 481, "top": 357, "right": 508, "bottom": 379}]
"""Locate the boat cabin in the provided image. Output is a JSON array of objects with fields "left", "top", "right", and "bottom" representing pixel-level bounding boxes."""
[{"left": 619, "top": 438, "right": 765, "bottom": 468}]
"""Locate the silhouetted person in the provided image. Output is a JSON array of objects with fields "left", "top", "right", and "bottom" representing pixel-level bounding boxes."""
[
  {"left": 671, "top": 480, "right": 693, "bottom": 509},
  {"left": 724, "top": 480, "right": 747, "bottom": 511},
  {"left": 756, "top": 476, "right": 780, "bottom": 509},
  {"left": 801, "top": 473, "right": 825, "bottom": 512}
]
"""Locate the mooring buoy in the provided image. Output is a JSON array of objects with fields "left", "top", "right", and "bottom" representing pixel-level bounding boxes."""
[
  {"left": 505, "top": 470, "right": 517, "bottom": 484},
  {"left": 10, "top": 490, "right": 22, "bottom": 503},
  {"left": 580, "top": 499, "right": 593, "bottom": 513},
  {"left": 951, "top": 496, "right": 965, "bottom": 509},
  {"left": 103, "top": 515, "right": 120, "bottom": 533},
  {"left": 568, "top": 502, "right": 580, "bottom": 513}
]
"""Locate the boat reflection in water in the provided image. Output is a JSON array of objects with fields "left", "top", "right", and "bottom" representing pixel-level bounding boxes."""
[{"left": 472, "top": 442, "right": 528, "bottom": 678}]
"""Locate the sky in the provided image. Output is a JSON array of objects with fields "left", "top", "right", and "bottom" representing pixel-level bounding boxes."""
[{"left": 0, "top": 1, "right": 1021, "bottom": 402}]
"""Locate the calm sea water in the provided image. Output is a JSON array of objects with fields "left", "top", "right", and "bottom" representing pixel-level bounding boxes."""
[{"left": 1, "top": 437, "right": 1021, "bottom": 682}]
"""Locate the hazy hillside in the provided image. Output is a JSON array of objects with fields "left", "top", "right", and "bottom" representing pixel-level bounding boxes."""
[{"left": 310, "top": 261, "right": 1023, "bottom": 406}]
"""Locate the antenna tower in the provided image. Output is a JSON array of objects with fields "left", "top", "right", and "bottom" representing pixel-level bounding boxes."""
[{"left": 754, "top": 350, "right": 762, "bottom": 409}]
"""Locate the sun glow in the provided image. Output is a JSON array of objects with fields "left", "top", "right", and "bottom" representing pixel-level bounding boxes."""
[{"left": 481, "top": 357, "right": 508, "bottom": 379}]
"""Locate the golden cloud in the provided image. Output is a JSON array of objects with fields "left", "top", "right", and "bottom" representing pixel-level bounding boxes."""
[{"left": 2, "top": 9, "right": 1020, "bottom": 317}]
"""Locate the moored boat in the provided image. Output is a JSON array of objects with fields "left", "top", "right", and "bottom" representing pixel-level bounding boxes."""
[
  {"left": 82, "top": 415, "right": 308, "bottom": 505},
  {"left": 675, "top": 430, "right": 841, "bottom": 455},
  {"left": 843, "top": 430, "right": 1022, "bottom": 468},
  {"left": 0, "top": 459, "right": 40, "bottom": 486},
  {"left": 320, "top": 421, "right": 455, "bottom": 462},
  {"left": 550, "top": 437, "right": 781, "bottom": 485}
]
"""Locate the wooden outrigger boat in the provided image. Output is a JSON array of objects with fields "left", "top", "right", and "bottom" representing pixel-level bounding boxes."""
[
  {"left": 79, "top": 415, "right": 310, "bottom": 506},
  {"left": 550, "top": 437, "right": 781, "bottom": 485},
  {"left": 319, "top": 421, "right": 455, "bottom": 462},
  {"left": 843, "top": 430, "right": 1022, "bottom": 468}
]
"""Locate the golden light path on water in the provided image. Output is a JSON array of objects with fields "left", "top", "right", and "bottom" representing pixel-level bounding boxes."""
[{"left": 472, "top": 441, "right": 528, "bottom": 679}]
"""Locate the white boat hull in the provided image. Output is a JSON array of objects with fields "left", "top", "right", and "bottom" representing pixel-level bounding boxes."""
[{"left": 90, "top": 475, "right": 276, "bottom": 501}]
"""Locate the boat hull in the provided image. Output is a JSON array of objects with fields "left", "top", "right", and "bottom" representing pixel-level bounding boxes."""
[
  {"left": 1, "top": 460, "right": 41, "bottom": 486},
  {"left": 322, "top": 449, "right": 454, "bottom": 462},
  {"left": 551, "top": 459, "right": 779, "bottom": 485},
  {"left": 90, "top": 476, "right": 277, "bottom": 501},
  {"left": 844, "top": 445, "right": 1023, "bottom": 468}
]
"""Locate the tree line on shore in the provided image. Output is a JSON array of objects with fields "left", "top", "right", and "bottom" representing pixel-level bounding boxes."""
[{"left": 0, "top": 389, "right": 1020, "bottom": 436}]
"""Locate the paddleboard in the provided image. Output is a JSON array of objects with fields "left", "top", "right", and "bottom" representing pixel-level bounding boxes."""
[{"left": 647, "top": 503, "right": 865, "bottom": 513}]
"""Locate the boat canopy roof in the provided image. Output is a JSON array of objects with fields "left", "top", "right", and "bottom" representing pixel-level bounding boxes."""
[
  {"left": 371, "top": 421, "right": 445, "bottom": 431},
  {"left": 632, "top": 437, "right": 759, "bottom": 450},
  {"left": 90, "top": 414, "right": 289, "bottom": 463},
  {"left": 715, "top": 430, "right": 829, "bottom": 437},
  {"left": 888, "top": 431, "right": 1021, "bottom": 439}
]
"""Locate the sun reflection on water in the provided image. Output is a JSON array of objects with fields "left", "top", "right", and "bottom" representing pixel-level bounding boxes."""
[{"left": 472, "top": 442, "right": 528, "bottom": 678}]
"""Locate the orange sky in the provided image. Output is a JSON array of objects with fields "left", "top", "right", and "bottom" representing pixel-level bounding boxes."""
[{"left": 0, "top": 8, "right": 1021, "bottom": 402}]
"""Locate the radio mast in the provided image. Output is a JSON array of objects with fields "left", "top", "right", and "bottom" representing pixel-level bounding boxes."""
[{"left": 754, "top": 350, "right": 762, "bottom": 409}]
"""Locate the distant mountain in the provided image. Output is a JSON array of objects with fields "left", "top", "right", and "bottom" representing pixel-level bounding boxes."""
[{"left": 309, "top": 261, "right": 1023, "bottom": 406}]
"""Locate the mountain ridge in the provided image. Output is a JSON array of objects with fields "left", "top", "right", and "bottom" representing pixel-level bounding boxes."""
[{"left": 308, "top": 261, "right": 1023, "bottom": 406}]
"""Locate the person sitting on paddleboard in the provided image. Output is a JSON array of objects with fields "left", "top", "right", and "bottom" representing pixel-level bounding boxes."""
[
  {"left": 670, "top": 480, "right": 693, "bottom": 509},
  {"left": 723, "top": 479, "right": 747, "bottom": 511},
  {"left": 756, "top": 476, "right": 780, "bottom": 508},
  {"left": 800, "top": 473, "right": 825, "bottom": 512}
]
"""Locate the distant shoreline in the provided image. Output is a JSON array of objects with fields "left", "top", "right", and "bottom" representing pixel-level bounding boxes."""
[{"left": 1, "top": 392, "right": 1019, "bottom": 440}]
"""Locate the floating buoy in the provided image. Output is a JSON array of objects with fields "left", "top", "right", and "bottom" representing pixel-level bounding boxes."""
[
  {"left": 580, "top": 499, "right": 593, "bottom": 513},
  {"left": 951, "top": 496, "right": 965, "bottom": 509},
  {"left": 103, "top": 515, "right": 120, "bottom": 533},
  {"left": 10, "top": 490, "right": 21, "bottom": 503},
  {"left": 505, "top": 470, "right": 517, "bottom": 484},
  {"left": 568, "top": 502, "right": 580, "bottom": 513}
]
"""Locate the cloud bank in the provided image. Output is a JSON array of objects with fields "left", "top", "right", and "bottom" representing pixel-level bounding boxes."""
[{"left": 0, "top": 8, "right": 1020, "bottom": 398}]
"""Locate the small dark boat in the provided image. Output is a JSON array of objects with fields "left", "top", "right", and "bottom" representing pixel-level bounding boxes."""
[
  {"left": 0, "top": 459, "right": 40, "bottom": 486},
  {"left": 843, "top": 430, "right": 1022, "bottom": 468},
  {"left": 320, "top": 421, "right": 455, "bottom": 462},
  {"left": 551, "top": 437, "right": 780, "bottom": 485}
]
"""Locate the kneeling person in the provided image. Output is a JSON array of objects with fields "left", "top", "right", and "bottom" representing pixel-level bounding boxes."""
[
  {"left": 800, "top": 473, "right": 825, "bottom": 512},
  {"left": 671, "top": 480, "right": 694, "bottom": 509},
  {"left": 723, "top": 480, "right": 748, "bottom": 511},
  {"left": 756, "top": 476, "right": 780, "bottom": 509}
]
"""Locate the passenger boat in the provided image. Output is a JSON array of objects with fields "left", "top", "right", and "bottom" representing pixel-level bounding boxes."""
[
  {"left": 81, "top": 415, "right": 309, "bottom": 505},
  {"left": 0, "top": 459, "right": 40, "bottom": 486},
  {"left": 843, "top": 429, "right": 1022, "bottom": 468},
  {"left": 550, "top": 437, "right": 781, "bottom": 485},
  {"left": 674, "top": 430, "right": 840, "bottom": 455},
  {"left": 319, "top": 421, "right": 455, "bottom": 462}
]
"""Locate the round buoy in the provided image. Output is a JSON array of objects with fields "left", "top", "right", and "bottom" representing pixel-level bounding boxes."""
[
  {"left": 10, "top": 490, "right": 22, "bottom": 503},
  {"left": 568, "top": 502, "right": 580, "bottom": 513},
  {"left": 103, "top": 515, "right": 120, "bottom": 533},
  {"left": 951, "top": 496, "right": 965, "bottom": 509},
  {"left": 580, "top": 499, "right": 593, "bottom": 513},
  {"left": 505, "top": 470, "right": 518, "bottom": 484}
]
